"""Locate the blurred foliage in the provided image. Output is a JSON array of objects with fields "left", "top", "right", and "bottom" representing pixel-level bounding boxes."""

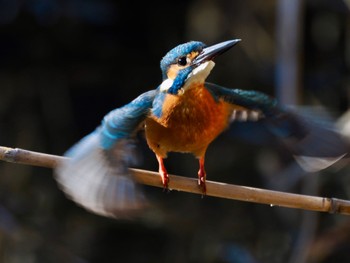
[{"left": 0, "top": 0, "right": 349, "bottom": 262}]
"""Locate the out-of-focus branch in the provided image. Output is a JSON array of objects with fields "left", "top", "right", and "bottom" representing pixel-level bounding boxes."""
[
  {"left": 0, "top": 146, "right": 349, "bottom": 215},
  {"left": 275, "top": 0, "right": 303, "bottom": 105}
]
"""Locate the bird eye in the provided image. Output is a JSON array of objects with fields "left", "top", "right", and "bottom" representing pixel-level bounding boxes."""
[{"left": 177, "top": 56, "right": 189, "bottom": 66}]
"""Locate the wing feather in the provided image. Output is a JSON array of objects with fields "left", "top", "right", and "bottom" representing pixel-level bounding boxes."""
[
  {"left": 206, "top": 82, "right": 349, "bottom": 172},
  {"left": 55, "top": 90, "right": 157, "bottom": 218}
]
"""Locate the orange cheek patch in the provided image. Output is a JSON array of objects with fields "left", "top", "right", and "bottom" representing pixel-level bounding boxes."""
[
  {"left": 166, "top": 51, "right": 199, "bottom": 80},
  {"left": 188, "top": 51, "right": 199, "bottom": 60},
  {"left": 167, "top": 65, "right": 180, "bottom": 80}
]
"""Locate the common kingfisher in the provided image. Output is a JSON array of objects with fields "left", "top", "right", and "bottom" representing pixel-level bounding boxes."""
[{"left": 55, "top": 39, "right": 348, "bottom": 218}]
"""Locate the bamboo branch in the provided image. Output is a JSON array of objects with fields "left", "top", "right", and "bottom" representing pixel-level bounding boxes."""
[{"left": 0, "top": 146, "right": 349, "bottom": 215}]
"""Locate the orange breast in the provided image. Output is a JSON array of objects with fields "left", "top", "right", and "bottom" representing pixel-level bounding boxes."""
[{"left": 145, "top": 84, "right": 233, "bottom": 158}]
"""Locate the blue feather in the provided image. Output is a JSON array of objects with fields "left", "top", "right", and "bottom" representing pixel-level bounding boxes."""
[
  {"left": 151, "top": 91, "right": 166, "bottom": 118},
  {"left": 205, "top": 82, "right": 278, "bottom": 116},
  {"left": 100, "top": 89, "right": 157, "bottom": 149},
  {"left": 168, "top": 67, "right": 193, "bottom": 95},
  {"left": 160, "top": 41, "right": 205, "bottom": 79},
  {"left": 55, "top": 89, "right": 157, "bottom": 218},
  {"left": 205, "top": 82, "right": 349, "bottom": 172}
]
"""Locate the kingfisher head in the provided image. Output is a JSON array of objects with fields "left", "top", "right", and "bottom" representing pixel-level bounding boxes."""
[{"left": 159, "top": 39, "right": 241, "bottom": 95}]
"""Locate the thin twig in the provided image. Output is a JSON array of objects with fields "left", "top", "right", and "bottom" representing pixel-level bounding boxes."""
[{"left": 0, "top": 146, "right": 349, "bottom": 215}]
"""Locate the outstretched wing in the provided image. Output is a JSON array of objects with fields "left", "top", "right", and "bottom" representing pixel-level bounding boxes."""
[
  {"left": 206, "top": 82, "right": 349, "bottom": 172},
  {"left": 55, "top": 90, "right": 157, "bottom": 218}
]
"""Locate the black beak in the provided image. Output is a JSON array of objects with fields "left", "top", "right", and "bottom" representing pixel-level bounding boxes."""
[{"left": 192, "top": 39, "right": 241, "bottom": 66}]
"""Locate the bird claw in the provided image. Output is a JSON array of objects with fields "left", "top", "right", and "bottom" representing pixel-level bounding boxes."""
[
  {"left": 198, "top": 179, "right": 207, "bottom": 196},
  {"left": 198, "top": 157, "right": 207, "bottom": 195},
  {"left": 198, "top": 170, "right": 207, "bottom": 195},
  {"left": 161, "top": 173, "right": 170, "bottom": 192}
]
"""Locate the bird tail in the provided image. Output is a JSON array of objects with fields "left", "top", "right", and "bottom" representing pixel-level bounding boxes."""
[
  {"left": 266, "top": 107, "right": 349, "bottom": 172},
  {"left": 55, "top": 131, "right": 147, "bottom": 218}
]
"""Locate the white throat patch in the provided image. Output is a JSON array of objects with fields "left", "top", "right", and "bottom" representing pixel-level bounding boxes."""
[
  {"left": 159, "top": 61, "right": 215, "bottom": 93},
  {"left": 159, "top": 78, "right": 173, "bottom": 92}
]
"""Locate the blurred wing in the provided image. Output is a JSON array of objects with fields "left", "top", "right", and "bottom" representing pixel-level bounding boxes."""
[
  {"left": 206, "top": 82, "right": 349, "bottom": 172},
  {"left": 55, "top": 90, "right": 157, "bottom": 218}
]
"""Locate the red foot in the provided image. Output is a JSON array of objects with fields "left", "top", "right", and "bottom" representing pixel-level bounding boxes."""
[
  {"left": 198, "top": 157, "right": 207, "bottom": 194},
  {"left": 160, "top": 170, "right": 169, "bottom": 190},
  {"left": 156, "top": 155, "right": 169, "bottom": 190}
]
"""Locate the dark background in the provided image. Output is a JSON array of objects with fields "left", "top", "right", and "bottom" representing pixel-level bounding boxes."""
[{"left": 0, "top": 0, "right": 350, "bottom": 262}]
